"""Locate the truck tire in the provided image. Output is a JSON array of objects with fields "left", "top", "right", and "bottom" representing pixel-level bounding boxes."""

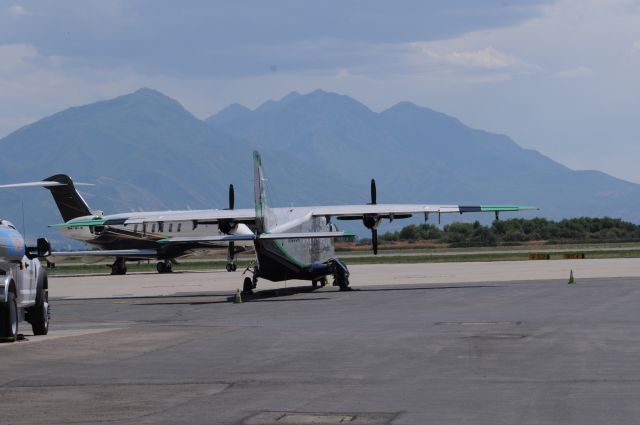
[
  {"left": 0, "top": 291, "right": 18, "bottom": 341},
  {"left": 27, "top": 273, "right": 49, "bottom": 335}
]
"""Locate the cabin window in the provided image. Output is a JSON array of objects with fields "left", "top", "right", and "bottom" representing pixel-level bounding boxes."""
[
  {"left": 158, "top": 222, "right": 163, "bottom": 232},
  {"left": 134, "top": 224, "right": 138, "bottom": 233},
  {"left": 143, "top": 224, "right": 146, "bottom": 234},
  {"left": 177, "top": 223, "right": 182, "bottom": 232},
  {"left": 151, "top": 224, "right": 156, "bottom": 232},
  {"left": 168, "top": 223, "right": 173, "bottom": 232}
]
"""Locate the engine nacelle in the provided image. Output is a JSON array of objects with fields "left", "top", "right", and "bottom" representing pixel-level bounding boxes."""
[
  {"left": 362, "top": 214, "right": 380, "bottom": 230},
  {"left": 218, "top": 219, "right": 237, "bottom": 235}
]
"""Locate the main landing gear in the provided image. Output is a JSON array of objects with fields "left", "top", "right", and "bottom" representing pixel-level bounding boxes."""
[
  {"left": 226, "top": 242, "right": 237, "bottom": 272},
  {"left": 239, "top": 259, "right": 351, "bottom": 295},
  {"left": 156, "top": 261, "right": 173, "bottom": 274},
  {"left": 311, "top": 277, "right": 328, "bottom": 288},
  {"left": 330, "top": 258, "right": 351, "bottom": 291},
  {"left": 110, "top": 257, "right": 127, "bottom": 275}
]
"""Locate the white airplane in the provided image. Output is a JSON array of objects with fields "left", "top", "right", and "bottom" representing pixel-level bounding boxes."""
[
  {"left": 1, "top": 175, "right": 253, "bottom": 275},
  {"left": 2, "top": 151, "right": 537, "bottom": 292}
]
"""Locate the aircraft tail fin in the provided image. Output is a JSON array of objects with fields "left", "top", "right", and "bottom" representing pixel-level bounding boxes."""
[
  {"left": 42, "top": 175, "right": 94, "bottom": 222},
  {"left": 253, "top": 151, "right": 274, "bottom": 233}
]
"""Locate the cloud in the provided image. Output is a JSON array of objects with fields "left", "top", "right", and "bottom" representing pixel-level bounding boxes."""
[
  {"left": 8, "top": 4, "right": 28, "bottom": 16},
  {"left": 0, "top": 1, "right": 552, "bottom": 78},
  {"left": 553, "top": 66, "right": 595, "bottom": 78},
  {"left": 419, "top": 46, "right": 526, "bottom": 70},
  {"left": 633, "top": 40, "right": 640, "bottom": 52},
  {"left": 0, "top": 43, "right": 38, "bottom": 74}
]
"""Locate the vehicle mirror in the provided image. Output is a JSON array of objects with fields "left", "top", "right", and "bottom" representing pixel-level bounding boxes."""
[
  {"left": 37, "top": 238, "right": 51, "bottom": 257},
  {"left": 26, "top": 238, "right": 51, "bottom": 259}
]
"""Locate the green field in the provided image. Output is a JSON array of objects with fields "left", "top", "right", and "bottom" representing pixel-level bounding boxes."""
[{"left": 45, "top": 246, "right": 640, "bottom": 275}]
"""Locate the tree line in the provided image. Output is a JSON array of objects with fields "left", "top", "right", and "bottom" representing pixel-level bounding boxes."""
[{"left": 375, "top": 217, "right": 640, "bottom": 247}]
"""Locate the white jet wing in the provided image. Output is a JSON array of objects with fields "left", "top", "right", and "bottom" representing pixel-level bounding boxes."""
[{"left": 51, "top": 249, "right": 158, "bottom": 258}]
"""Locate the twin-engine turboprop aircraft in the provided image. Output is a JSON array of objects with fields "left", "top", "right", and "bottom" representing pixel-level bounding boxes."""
[{"left": 1, "top": 151, "right": 537, "bottom": 292}]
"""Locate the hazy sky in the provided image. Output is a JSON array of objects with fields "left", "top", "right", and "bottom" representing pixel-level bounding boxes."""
[{"left": 1, "top": 1, "right": 639, "bottom": 182}]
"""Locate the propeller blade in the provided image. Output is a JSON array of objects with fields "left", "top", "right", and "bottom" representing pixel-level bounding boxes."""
[
  {"left": 372, "top": 228, "right": 378, "bottom": 255},
  {"left": 370, "top": 179, "right": 377, "bottom": 205},
  {"left": 229, "top": 184, "right": 235, "bottom": 210}
]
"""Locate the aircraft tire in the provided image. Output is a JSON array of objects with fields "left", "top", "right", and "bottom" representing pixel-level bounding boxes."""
[
  {"left": 0, "top": 291, "right": 18, "bottom": 341},
  {"left": 243, "top": 277, "right": 253, "bottom": 294},
  {"left": 111, "top": 262, "right": 127, "bottom": 275},
  {"left": 338, "top": 276, "right": 351, "bottom": 291},
  {"left": 157, "top": 262, "right": 166, "bottom": 273}
]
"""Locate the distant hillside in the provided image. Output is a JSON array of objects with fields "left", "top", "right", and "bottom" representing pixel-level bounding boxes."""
[
  {"left": 207, "top": 89, "right": 640, "bottom": 222},
  {"left": 1, "top": 87, "right": 639, "bottom": 249},
  {"left": 0, "top": 89, "right": 358, "bottom": 247}
]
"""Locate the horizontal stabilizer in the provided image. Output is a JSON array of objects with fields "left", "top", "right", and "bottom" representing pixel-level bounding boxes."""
[
  {"left": 0, "top": 181, "right": 65, "bottom": 188},
  {"left": 0, "top": 180, "right": 94, "bottom": 189}
]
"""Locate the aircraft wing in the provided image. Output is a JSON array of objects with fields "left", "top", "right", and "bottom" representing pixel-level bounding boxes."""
[
  {"left": 51, "top": 249, "right": 158, "bottom": 258},
  {"left": 50, "top": 208, "right": 257, "bottom": 228},
  {"left": 157, "top": 231, "right": 354, "bottom": 244},
  {"left": 309, "top": 204, "right": 538, "bottom": 219}
]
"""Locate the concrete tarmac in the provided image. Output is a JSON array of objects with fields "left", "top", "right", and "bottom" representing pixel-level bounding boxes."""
[
  {"left": 2, "top": 260, "right": 640, "bottom": 424},
  {"left": 50, "top": 258, "right": 640, "bottom": 299}
]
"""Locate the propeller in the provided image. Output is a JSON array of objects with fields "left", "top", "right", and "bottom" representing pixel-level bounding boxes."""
[
  {"left": 370, "top": 179, "right": 376, "bottom": 205},
  {"left": 367, "top": 179, "right": 378, "bottom": 255},
  {"left": 228, "top": 184, "right": 234, "bottom": 210},
  {"left": 222, "top": 184, "right": 236, "bottom": 265}
]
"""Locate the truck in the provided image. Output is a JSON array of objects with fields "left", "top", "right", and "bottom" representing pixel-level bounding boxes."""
[{"left": 0, "top": 219, "right": 51, "bottom": 342}]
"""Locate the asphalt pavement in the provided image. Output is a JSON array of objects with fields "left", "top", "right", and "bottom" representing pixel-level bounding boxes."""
[{"left": 2, "top": 263, "right": 640, "bottom": 424}]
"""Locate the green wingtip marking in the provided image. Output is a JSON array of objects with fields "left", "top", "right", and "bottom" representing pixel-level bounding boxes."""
[
  {"left": 481, "top": 205, "right": 538, "bottom": 212},
  {"left": 49, "top": 219, "right": 106, "bottom": 227}
]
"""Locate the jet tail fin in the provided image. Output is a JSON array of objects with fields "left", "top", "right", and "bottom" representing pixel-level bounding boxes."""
[
  {"left": 42, "top": 175, "right": 94, "bottom": 222},
  {"left": 0, "top": 175, "right": 94, "bottom": 222}
]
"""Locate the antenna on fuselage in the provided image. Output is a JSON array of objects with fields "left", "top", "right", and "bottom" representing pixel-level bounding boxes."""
[{"left": 21, "top": 198, "right": 27, "bottom": 242}]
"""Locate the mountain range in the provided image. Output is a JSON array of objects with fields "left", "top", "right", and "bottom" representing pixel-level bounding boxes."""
[{"left": 0, "top": 88, "right": 638, "bottom": 247}]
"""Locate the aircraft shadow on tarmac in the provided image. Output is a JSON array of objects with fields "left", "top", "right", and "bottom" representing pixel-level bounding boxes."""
[
  {"left": 61, "top": 284, "right": 502, "bottom": 307},
  {"left": 354, "top": 284, "right": 501, "bottom": 293},
  {"left": 130, "top": 286, "right": 334, "bottom": 306}
]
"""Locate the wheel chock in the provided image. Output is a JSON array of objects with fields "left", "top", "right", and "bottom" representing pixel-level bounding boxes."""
[
  {"left": 234, "top": 289, "right": 243, "bottom": 303},
  {"left": 568, "top": 270, "right": 576, "bottom": 284}
]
